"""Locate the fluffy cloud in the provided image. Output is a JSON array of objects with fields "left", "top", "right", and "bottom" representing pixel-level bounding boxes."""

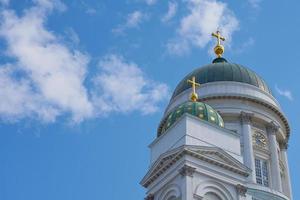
[
  {"left": 275, "top": 85, "right": 293, "bottom": 101},
  {"left": 0, "top": 1, "right": 93, "bottom": 122},
  {"left": 167, "top": 0, "right": 239, "bottom": 55},
  {"left": 92, "top": 55, "right": 169, "bottom": 115},
  {"left": 0, "top": 1, "right": 168, "bottom": 123},
  {"left": 112, "top": 11, "right": 146, "bottom": 34},
  {"left": 0, "top": 65, "right": 60, "bottom": 122},
  {"left": 162, "top": 1, "right": 178, "bottom": 23}
]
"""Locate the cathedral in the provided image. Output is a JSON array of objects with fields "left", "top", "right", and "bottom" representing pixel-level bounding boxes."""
[{"left": 140, "top": 31, "right": 293, "bottom": 200}]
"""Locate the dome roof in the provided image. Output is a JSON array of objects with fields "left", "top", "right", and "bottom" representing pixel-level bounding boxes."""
[
  {"left": 157, "top": 101, "right": 224, "bottom": 137},
  {"left": 171, "top": 58, "right": 272, "bottom": 99}
]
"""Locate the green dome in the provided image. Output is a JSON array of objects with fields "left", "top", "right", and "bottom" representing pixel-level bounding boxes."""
[
  {"left": 157, "top": 101, "right": 224, "bottom": 137},
  {"left": 172, "top": 58, "right": 271, "bottom": 99}
]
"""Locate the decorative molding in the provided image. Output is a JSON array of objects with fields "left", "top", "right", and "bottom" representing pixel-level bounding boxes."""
[
  {"left": 193, "top": 194, "right": 203, "bottom": 200},
  {"left": 140, "top": 145, "right": 251, "bottom": 188},
  {"left": 144, "top": 194, "right": 154, "bottom": 200},
  {"left": 179, "top": 165, "right": 196, "bottom": 177},
  {"left": 164, "top": 94, "right": 290, "bottom": 140},
  {"left": 253, "top": 146, "right": 270, "bottom": 158},
  {"left": 236, "top": 184, "right": 247, "bottom": 197},
  {"left": 279, "top": 141, "right": 288, "bottom": 150},
  {"left": 201, "top": 95, "right": 290, "bottom": 139},
  {"left": 194, "top": 180, "right": 234, "bottom": 200},
  {"left": 240, "top": 111, "right": 254, "bottom": 124},
  {"left": 252, "top": 131, "right": 268, "bottom": 149},
  {"left": 279, "top": 159, "right": 285, "bottom": 173},
  {"left": 266, "top": 121, "right": 279, "bottom": 134}
]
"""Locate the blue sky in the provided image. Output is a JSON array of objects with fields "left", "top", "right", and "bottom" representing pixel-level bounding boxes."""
[{"left": 0, "top": 0, "right": 299, "bottom": 199}]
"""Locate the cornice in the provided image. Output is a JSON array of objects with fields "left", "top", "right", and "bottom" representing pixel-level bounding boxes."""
[
  {"left": 140, "top": 145, "right": 250, "bottom": 188},
  {"left": 200, "top": 95, "right": 290, "bottom": 140}
]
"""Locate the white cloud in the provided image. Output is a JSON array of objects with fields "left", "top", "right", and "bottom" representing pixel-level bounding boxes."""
[
  {"left": 0, "top": 65, "right": 60, "bottom": 122},
  {"left": 112, "top": 10, "right": 146, "bottom": 34},
  {"left": 85, "top": 7, "right": 97, "bottom": 15},
  {"left": 92, "top": 55, "right": 169, "bottom": 115},
  {"left": 126, "top": 11, "right": 144, "bottom": 27},
  {"left": 162, "top": 1, "right": 178, "bottom": 23},
  {"left": 145, "top": 0, "right": 157, "bottom": 5},
  {"left": 248, "top": 0, "right": 262, "bottom": 9},
  {"left": 33, "top": 0, "right": 66, "bottom": 11},
  {"left": 232, "top": 37, "right": 255, "bottom": 54},
  {"left": 275, "top": 85, "right": 293, "bottom": 101},
  {"left": 0, "top": 0, "right": 9, "bottom": 6},
  {"left": 0, "top": 0, "right": 93, "bottom": 122},
  {"left": 65, "top": 28, "right": 80, "bottom": 45},
  {"left": 0, "top": 1, "right": 169, "bottom": 123},
  {"left": 167, "top": 0, "right": 239, "bottom": 55},
  {"left": 79, "top": 0, "right": 97, "bottom": 15}
]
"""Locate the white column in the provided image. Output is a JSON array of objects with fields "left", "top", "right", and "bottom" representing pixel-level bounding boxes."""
[
  {"left": 267, "top": 121, "right": 282, "bottom": 192},
  {"left": 240, "top": 112, "right": 256, "bottom": 183},
  {"left": 280, "top": 142, "right": 293, "bottom": 199},
  {"left": 179, "top": 165, "right": 195, "bottom": 200}
]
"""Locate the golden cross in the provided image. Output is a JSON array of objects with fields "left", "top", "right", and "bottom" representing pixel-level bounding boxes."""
[
  {"left": 187, "top": 76, "right": 200, "bottom": 102},
  {"left": 212, "top": 30, "right": 225, "bottom": 45}
]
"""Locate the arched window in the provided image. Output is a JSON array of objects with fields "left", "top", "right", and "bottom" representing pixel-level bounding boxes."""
[{"left": 203, "top": 192, "right": 222, "bottom": 200}]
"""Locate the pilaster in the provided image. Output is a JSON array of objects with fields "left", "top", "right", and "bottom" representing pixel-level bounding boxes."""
[
  {"left": 267, "top": 121, "right": 282, "bottom": 192},
  {"left": 179, "top": 165, "right": 196, "bottom": 200},
  {"left": 280, "top": 141, "right": 293, "bottom": 199},
  {"left": 240, "top": 112, "right": 256, "bottom": 183}
]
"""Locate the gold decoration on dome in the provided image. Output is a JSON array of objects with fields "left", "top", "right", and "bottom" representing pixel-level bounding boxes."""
[
  {"left": 211, "top": 30, "right": 225, "bottom": 58},
  {"left": 187, "top": 76, "right": 200, "bottom": 102}
]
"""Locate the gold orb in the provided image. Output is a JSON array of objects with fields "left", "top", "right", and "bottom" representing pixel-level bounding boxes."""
[
  {"left": 190, "top": 93, "right": 198, "bottom": 102},
  {"left": 214, "top": 45, "right": 224, "bottom": 57}
]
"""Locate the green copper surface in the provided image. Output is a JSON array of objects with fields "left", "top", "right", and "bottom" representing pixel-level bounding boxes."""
[
  {"left": 172, "top": 61, "right": 271, "bottom": 99},
  {"left": 157, "top": 101, "right": 224, "bottom": 137}
]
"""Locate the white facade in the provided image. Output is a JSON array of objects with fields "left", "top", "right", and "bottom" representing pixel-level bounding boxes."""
[{"left": 141, "top": 81, "right": 293, "bottom": 200}]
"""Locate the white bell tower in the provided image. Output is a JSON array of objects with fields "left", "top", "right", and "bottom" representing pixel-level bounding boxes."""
[{"left": 141, "top": 32, "right": 293, "bottom": 200}]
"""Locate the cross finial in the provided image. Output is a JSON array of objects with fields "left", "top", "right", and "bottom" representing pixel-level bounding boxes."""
[
  {"left": 211, "top": 31, "right": 226, "bottom": 58},
  {"left": 187, "top": 76, "right": 200, "bottom": 102}
]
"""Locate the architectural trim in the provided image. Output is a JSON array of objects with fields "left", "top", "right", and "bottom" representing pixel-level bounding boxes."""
[
  {"left": 145, "top": 194, "right": 154, "bottom": 200},
  {"left": 279, "top": 141, "right": 288, "bottom": 150},
  {"left": 247, "top": 188, "right": 289, "bottom": 200},
  {"left": 178, "top": 164, "right": 196, "bottom": 177},
  {"left": 240, "top": 111, "right": 254, "bottom": 124},
  {"left": 194, "top": 180, "right": 234, "bottom": 200},
  {"left": 199, "top": 95, "right": 290, "bottom": 139},
  {"left": 141, "top": 145, "right": 250, "bottom": 188},
  {"left": 266, "top": 121, "right": 280, "bottom": 135},
  {"left": 236, "top": 184, "right": 247, "bottom": 197},
  {"left": 158, "top": 184, "right": 181, "bottom": 200}
]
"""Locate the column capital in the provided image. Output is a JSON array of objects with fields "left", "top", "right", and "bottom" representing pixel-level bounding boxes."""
[
  {"left": 236, "top": 184, "right": 247, "bottom": 197},
  {"left": 240, "top": 112, "right": 254, "bottom": 124},
  {"left": 145, "top": 194, "right": 154, "bottom": 200},
  {"left": 279, "top": 141, "right": 289, "bottom": 150},
  {"left": 179, "top": 164, "right": 196, "bottom": 177},
  {"left": 267, "top": 121, "right": 279, "bottom": 134}
]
